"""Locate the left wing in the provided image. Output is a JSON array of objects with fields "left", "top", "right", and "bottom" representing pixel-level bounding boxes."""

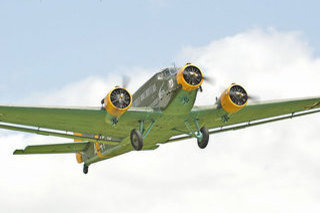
[{"left": 0, "top": 105, "right": 161, "bottom": 143}]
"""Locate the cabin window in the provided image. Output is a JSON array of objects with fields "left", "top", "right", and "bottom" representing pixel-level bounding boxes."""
[
  {"left": 146, "top": 87, "right": 151, "bottom": 96},
  {"left": 157, "top": 73, "right": 163, "bottom": 80},
  {"left": 141, "top": 92, "right": 145, "bottom": 100}
]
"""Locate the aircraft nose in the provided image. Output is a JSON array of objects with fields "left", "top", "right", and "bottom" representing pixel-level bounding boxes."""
[{"left": 176, "top": 64, "right": 204, "bottom": 91}]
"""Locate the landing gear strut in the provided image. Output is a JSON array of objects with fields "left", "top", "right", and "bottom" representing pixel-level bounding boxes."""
[
  {"left": 130, "top": 120, "right": 155, "bottom": 151},
  {"left": 83, "top": 164, "right": 89, "bottom": 174},
  {"left": 175, "top": 120, "right": 210, "bottom": 149}
]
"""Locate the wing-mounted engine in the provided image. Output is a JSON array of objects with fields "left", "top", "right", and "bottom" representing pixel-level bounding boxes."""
[
  {"left": 102, "top": 87, "right": 132, "bottom": 117},
  {"left": 177, "top": 63, "right": 203, "bottom": 91},
  {"left": 219, "top": 84, "right": 248, "bottom": 113}
]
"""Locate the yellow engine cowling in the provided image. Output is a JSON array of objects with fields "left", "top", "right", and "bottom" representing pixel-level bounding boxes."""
[
  {"left": 177, "top": 63, "right": 204, "bottom": 91},
  {"left": 220, "top": 84, "right": 248, "bottom": 113},
  {"left": 103, "top": 87, "right": 132, "bottom": 117},
  {"left": 74, "top": 133, "right": 100, "bottom": 163}
]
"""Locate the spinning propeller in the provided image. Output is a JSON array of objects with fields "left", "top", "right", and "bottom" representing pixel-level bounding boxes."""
[
  {"left": 101, "top": 75, "right": 132, "bottom": 107},
  {"left": 109, "top": 88, "right": 131, "bottom": 109},
  {"left": 183, "top": 66, "right": 203, "bottom": 86},
  {"left": 228, "top": 85, "right": 248, "bottom": 105}
]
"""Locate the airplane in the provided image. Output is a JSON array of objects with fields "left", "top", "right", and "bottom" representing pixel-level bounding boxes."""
[{"left": 0, "top": 63, "right": 319, "bottom": 174}]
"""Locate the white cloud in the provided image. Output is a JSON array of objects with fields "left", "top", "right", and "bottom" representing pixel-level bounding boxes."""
[
  {"left": 1, "top": 29, "right": 320, "bottom": 213},
  {"left": 179, "top": 29, "right": 320, "bottom": 102}
]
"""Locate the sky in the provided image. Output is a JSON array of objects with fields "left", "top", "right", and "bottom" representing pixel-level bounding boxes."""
[{"left": 0, "top": 1, "right": 320, "bottom": 213}]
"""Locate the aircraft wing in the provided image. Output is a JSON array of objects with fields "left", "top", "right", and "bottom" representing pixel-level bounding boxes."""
[
  {"left": 0, "top": 105, "right": 161, "bottom": 144},
  {"left": 13, "top": 142, "right": 90, "bottom": 155},
  {"left": 169, "top": 97, "right": 320, "bottom": 142}
]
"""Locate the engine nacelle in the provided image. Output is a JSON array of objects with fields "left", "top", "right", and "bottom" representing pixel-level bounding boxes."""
[
  {"left": 220, "top": 84, "right": 248, "bottom": 113},
  {"left": 103, "top": 87, "right": 132, "bottom": 117},
  {"left": 177, "top": 63, "right": 203, "bottom": 91}
]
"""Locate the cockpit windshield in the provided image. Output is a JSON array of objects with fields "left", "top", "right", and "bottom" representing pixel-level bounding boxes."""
[
  {"left": 160, "top": 67, "right": 177, "bottom": 77},
  {"left": 156, "top": 67, "right": 179, "bottom": 80},
  {"left": 169, "top": 67, "right": 178, "bottom": 75},
  {"left": 163, "top": 68, "right": 170, "bottom": 77}
]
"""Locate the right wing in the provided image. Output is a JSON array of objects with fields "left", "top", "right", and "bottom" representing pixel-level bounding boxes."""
[
  {"left": 192, "top": 97, "right": 320, "bottom": 129},
  {"left": 168, "top": 97, "right": 320, "bottom": 142}
]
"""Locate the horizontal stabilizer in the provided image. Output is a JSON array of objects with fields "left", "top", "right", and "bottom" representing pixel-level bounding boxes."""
[{"left": 13, "top": 142, "right": 90, "bottom": 155}]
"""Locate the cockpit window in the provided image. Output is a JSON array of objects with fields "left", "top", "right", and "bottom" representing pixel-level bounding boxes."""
[
  {"left": 157, "top": 72, "right": 163, "bottom": 79},
  {"left": 159, "top": 67, "right": 177, "bottom": 78},
  {"left": 169, "top": 68, "right": 177, "bottom": 75},
  {"left": 163, "top": 68, "right": 170, "bottom": 77}
]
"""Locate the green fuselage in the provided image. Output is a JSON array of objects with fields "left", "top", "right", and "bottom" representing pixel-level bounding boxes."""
[{"left": 84, "top": 67, "right": 200, "bottom": 165}]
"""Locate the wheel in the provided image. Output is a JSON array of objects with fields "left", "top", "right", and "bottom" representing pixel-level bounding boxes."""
[
  {"left": 83, "top": 164, "right": 89, "bottom": 174},
  {"left": 197, "top": 126, "right": 209, "bottom": 149},
  {"left": 130, "top": 129, "right": 143, "bottom": 151}
]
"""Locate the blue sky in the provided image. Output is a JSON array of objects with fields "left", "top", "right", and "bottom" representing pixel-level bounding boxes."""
[{"left": 1, "top": 0, "right": 320, "bottom": 103}]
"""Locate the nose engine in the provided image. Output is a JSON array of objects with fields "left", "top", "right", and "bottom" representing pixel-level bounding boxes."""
[
  {"left": 177, "top": 64, "right": 203, "bottom": 91},
  {"left": 102, "top": 87, "right": 132, "bottom": 117}
]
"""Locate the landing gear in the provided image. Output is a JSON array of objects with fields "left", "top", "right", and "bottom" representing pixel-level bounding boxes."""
[
  {"left": 197, "top": 126, "right": 209, "bottom": 149},
  {"left": 174, "top": 120, "right": 210, "bottom": 149},
  {"left": 83, "top": 164, "right": 89, "bottom": 174},
  {"left": 130, "top": 121, "right": 155, "bottom": 151},
  {"left": 130, "top": 129, "right": 143, "bottom": 151}
]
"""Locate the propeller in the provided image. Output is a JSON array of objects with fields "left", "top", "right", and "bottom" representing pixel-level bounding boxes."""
[
  {"left": 197, "top": 75, "right": 215, "bottom": 93},
  {"left": 247, "top": 95, "right": 260, "bottom": 101},
  {"left": 109, "top": 88, "right": 131, "bottom": 109},
  {"left": 229, "top": 85, "right": 260, "bottom": 105},
  {"left": 122, "top": 75, "right": 131, "bottom": 88},
  {"left": 202, "top": 76, "right": 215, "bottom": 85},
  {"left": 101, "top": 75, "right": 131, "bottom": 105},
  {"left": 228, "top": 85, "right": 248, "bottom": 105},
  {"left": 183, "top": 66, "right": 202, "bottom": 86},
  {"left": 229, "top": 91, "right": 259, "bottom": 101}
]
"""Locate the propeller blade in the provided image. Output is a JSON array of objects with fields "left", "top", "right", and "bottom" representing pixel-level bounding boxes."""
[
  {"left": 122, "top": 75, "right": 131, "bottom": 88},
  {"left": 248, "top": 95, "right": 260, "bottom": 101},
  {"left": 202, "top": 76, "right": 215, "bottom": 85}
]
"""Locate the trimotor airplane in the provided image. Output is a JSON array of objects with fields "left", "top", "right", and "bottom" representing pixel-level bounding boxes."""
[{"left": 0, "top": 63, "right": 319, "bottom": 174}]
